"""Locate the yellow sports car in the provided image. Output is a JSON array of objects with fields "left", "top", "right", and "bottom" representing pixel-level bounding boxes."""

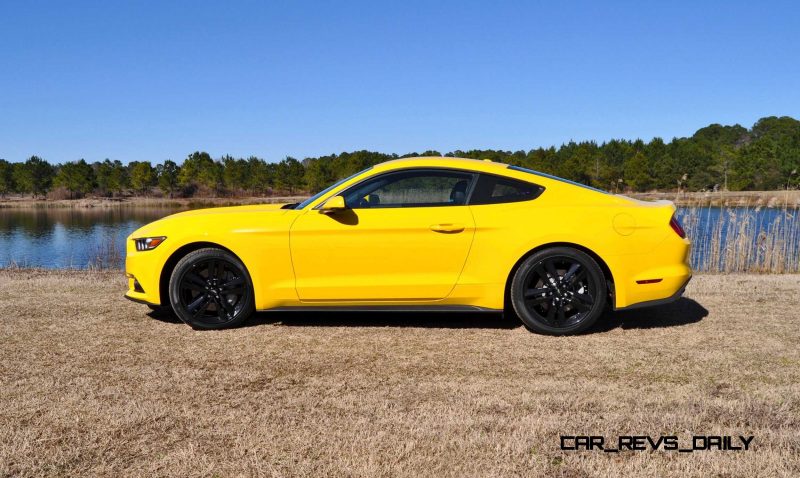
[{"left": 125, "top": 157, "right": 691, "bottom": 335}]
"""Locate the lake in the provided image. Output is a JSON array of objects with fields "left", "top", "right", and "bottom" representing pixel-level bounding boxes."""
[
  {"left": 0, "top": 205, "right": 798, "bottom": 272},
  {"left": 0, "top": 207, "right": 178, "bottom": 269}
]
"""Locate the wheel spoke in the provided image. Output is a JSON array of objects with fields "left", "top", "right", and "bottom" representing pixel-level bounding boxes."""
[
  {"left": 563, "top": 263, "right": 581, "bottom": 283},
  {"left": 187, "top": 294, "right": 211, "bottom": 316},
  {"left": 572, "top": 293, "right": 593, "bottom": 310},
  {"left": 219, "top": 276, "right": 244, "bottom": 291},
  {"left": 214, "top": 298, "right": 228, "bottom": 321},
  {"left": 220, "top": 287, "right": 244, "bottom": 299},
  {"left": 544, "top": 260, "right": 559, "bottom": 281},
  {"left": 184, "top": 272, "right": 207, "bottom": 288},
  {"left": 524, "top": 287, "right": 549, "bottom": 299},
  {"left": 545, "top": 305, "right": 557, "bottom": 324},
  {"left": 568, "top": 270, "right": 587, "bottom": 288},
  {"left": 570, "top": 298, "right": 589, "bottom": 311},
  {"left": 219, "top": 297, "right": 235, "bottom": 316},
  {"left": 557, "top": 307, "right": 566, "bottom": 323},
  {"left": 187, "top": 293, "right": 207, "bottom": 312},
  {"left": 533, "top": 264, "right": 549, "bottom": 283}
]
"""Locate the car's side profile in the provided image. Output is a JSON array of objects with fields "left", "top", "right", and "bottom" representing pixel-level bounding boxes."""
[{"left": 125, "top": 157, "right": 692, "bottom": 335}]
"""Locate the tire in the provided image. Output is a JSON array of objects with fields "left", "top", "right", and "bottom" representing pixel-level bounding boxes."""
[
  {"left": 510, "top": 247, "right": 606, "bottom": 335},
  {"left": 168, "top": 248, "right": 255, "bottom": 330}
]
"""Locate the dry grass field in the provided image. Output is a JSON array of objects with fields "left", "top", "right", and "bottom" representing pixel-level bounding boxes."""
[{"left": 1, "top": 271, "right": 798, "bottom": 477}]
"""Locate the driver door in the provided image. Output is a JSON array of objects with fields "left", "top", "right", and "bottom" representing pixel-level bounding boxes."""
[{"left": 289, "top": 169, "right": 477, "bottom": 302}]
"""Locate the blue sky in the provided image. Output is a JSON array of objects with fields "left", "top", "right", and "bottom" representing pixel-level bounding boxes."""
[{"left": 1, "top": 1, "right": 798, "bottom": 164}]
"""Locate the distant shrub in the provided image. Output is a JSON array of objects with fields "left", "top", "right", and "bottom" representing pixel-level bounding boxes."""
[{"left": 46, "top": 187, "right": 73, "bottom": 200}]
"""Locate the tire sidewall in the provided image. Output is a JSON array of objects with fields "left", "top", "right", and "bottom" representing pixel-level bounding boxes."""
[{"left": 510, "top": 247, "right": 607, "bottom": 335}]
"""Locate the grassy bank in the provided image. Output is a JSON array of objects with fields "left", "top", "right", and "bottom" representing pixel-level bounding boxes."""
[
  {"left": 1, "top": 271, "right": 798, "bottom": 477},
  {"left": 1, "top": 190, "right": 799, "bottom": 209},
  {"left": 628, "top": 189, "right": 800, "bottom": 208}
]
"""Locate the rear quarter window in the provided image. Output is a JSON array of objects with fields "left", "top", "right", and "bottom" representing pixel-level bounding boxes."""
[
  {"left": 507, "top": 165, "right": 609, "bottom": 194},
  {"left": 469, "top": 174, "right": 544, "bottom": 205}
]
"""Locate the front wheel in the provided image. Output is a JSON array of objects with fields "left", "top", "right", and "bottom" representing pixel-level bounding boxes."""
[
  {"left": 169, "top": 248, "right": 255, "bottom": 329},
  {"left": 510, "top": 247, "right": 607, "bottom": 335}
]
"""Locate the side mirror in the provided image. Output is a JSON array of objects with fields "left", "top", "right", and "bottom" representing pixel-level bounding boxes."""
[{"left": 319, "top": 195, "right": 347, "bottom": 213}]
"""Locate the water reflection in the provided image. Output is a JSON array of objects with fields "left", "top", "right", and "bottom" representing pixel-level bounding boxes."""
[{"left": 0, "top": 207, "right": 180, "bottom": 268}]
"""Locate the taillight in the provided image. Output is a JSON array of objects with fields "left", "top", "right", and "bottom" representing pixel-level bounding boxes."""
[{"left": 670, "top": 215, "right": 686, "bottom": 238}]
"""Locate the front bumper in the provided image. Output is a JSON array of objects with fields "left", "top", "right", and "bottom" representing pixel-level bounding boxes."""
[
  {"left": 124, "top": 243, "right": 169, "bottom": 306},
  {"left": 124, "top": 291, "right": 160, "bottom": 307}
]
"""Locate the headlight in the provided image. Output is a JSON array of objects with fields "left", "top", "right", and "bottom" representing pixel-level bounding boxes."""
[{"left": 133, "top": 236, "right": 166, "bottom": 251}]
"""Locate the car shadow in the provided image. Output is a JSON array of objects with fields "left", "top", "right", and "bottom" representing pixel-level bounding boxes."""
[
  {"left": 144, "top": 298, "right": 708, "bottom": 333},
  {"left": 145, "top": 307, "right": 519, "bottom": 329},
  {"left": 146, "top": 307, "right": 183, "bottom": 324},
  {"left": 245, "top": 310, "right": 521, "bottom": 329},
  {"left": 589, "top": 297, "right": 708, "bottom": 334}
]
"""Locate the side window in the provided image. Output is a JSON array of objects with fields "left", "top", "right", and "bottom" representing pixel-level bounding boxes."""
[
  {"left": 341, "top": 169, "right": 475, "bottom": 208},
  {"left": 469, "top": 174, "right": 543, "bottom": 205}
]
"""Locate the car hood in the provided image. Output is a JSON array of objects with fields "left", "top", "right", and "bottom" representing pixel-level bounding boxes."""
[
  {"left": 168, "top": 203, "right": 291, "bottom": 218},
  {"left": 128, "top": 203, "right": 294, "bottom": 240}
]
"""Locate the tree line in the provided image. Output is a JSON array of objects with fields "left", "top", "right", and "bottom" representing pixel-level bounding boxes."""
[{"left": 1, "top": 116, "right": 798, "bottom": 199}]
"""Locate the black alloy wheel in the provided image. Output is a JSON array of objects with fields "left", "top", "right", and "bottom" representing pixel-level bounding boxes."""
[
  {"left": 169, "top": 248, "right": 254, "bottom": 329},
  {"left": 510, "top": 247, "right": 606, "bottom": 335}
]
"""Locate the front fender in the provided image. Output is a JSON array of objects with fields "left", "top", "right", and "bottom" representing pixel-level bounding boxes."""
[{"left": 125, "top": 211, "right": 298, "bottom": 309}]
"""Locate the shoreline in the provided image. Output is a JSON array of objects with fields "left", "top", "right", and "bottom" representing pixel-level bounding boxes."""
[
  {"left": 627, "top": 189, "right": 800, "bottom": 208},
  {"left": 0, "top": 195, "right": 307, "bottom": 209},
  {"left": 1, "top": 190, "right": 798, "bottom": 209}
]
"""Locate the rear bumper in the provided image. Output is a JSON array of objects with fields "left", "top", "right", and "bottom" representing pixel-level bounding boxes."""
[
  {"left": 614, "top": 275, "right": 691, "bottom": 311},
  {"left": 609, "top": 232, "right": 692, "bottom": 309}
]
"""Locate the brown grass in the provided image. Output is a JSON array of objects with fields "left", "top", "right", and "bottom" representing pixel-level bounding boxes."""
[{"left": 1, "top": 271, "right": 799, "bottom": 477}]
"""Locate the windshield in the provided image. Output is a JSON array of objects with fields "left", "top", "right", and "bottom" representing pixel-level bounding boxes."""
[{"left": 294, "top": 167, "right": 373, "bottom": 209}]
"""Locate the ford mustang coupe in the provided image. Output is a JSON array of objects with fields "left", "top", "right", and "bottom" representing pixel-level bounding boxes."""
[{"left": 125, "top": 157, "right": 691, "bottom": 335}]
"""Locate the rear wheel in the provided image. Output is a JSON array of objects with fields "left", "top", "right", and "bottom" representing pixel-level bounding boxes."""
[
  {"left": 510, "top": 247, "right": 606, "bottom": 335},
  {"left": 169, "top": 248, "right": 255, "bottom": 329}
]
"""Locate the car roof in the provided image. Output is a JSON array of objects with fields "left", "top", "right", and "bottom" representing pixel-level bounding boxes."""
[
  {"left": 373, "top": 156, "right": 611, "bottom": 196},
  {"left": 374, "top": 156, "right": 513, "bottom": 175},
  {"left": 301, "top": 156, "right": 614, "bottom": 210}
]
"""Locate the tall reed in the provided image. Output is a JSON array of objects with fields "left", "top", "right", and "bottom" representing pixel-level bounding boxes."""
[
  {"left": 87, "top": 234, "right": 123, "bottom": 270},
  {"left": 678, "top": 205, "right": 799, "bottom": 273}
]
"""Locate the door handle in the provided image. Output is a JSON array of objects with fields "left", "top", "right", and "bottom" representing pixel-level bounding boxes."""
[{"left": 430, "top": 223, "right": 465, "bottom": 233}]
